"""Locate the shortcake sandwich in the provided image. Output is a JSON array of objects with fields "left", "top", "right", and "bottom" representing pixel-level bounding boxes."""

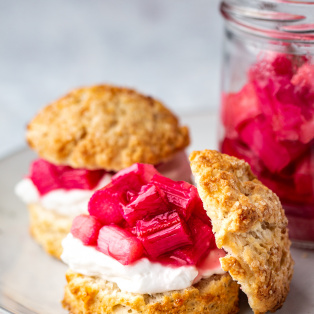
[
  {"left": 61, "top": 150, "right": 293, "bottom": 313},
  {"left": 15, "top": 85, "right": 191, "bottom": 258}
]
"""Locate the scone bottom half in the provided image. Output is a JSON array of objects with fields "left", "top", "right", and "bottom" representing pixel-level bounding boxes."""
[
  {"left": 61, "top": 150, "right": 293, "bottom": 313},
  {"left": 190, "top": 150, "right": 294, "bottom": 314},
  {"left": 61, "top": 162, "right": 240, "bottom": 314}
]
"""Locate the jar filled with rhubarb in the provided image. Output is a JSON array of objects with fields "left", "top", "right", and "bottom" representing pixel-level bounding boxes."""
[{"left": 220, "top": 0, "right": 314, "bottom": 248}]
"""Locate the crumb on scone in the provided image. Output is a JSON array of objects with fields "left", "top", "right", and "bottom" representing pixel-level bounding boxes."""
[
  {"left": 190, "top": 150, "right": 294, "bottom": 314},
  {"left": 26, "top": 85, "right": 190, "bottom": 171},
  {"left": 62, "top": 270, "right": 239, "bottom": 314},
  {"left": 28, "top": 203, "right": 73, "bottom": 258}
]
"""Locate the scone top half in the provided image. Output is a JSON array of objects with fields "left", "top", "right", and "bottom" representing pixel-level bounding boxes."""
[
  {"left": 26, "top": 85, "right": 190, "bottom": 172},
  {"left": 190, "top": 150, "right": 294, "bottom": 314}
]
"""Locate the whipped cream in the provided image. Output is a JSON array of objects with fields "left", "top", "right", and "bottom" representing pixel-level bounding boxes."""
[
  {"left": 15, "top": 174, "right": 112, "bottom": 216},
  {"left": 61, "top": 233, "right": 225, "bottom": 294},
  {"left": 15, "top": 152, "right": 191, "bottom": 217}
]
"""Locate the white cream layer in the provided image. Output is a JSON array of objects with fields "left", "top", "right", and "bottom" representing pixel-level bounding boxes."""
[
  {"left": 61, "top": 233, "right": 225, "bottom": 294},
  {"left": 15, "top": 174, "right": 112, "bottom": 216},
  {"left": 15, "top": 151, "right": 192, "bottom": 217}
]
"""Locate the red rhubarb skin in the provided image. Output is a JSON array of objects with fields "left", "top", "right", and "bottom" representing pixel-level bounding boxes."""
[
  {"left": 29, "top": 158, "right": 105, "bottom": 196},
  {"left": 221, "top": 53, "right": 314, "bottom": 243},
  {"left": 85, "top": 164, "right": 217, "bottom": 266}
]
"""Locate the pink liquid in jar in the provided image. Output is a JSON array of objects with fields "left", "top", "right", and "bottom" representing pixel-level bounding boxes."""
[{"left": 220, "top": 53, "right": 314, "bottom": 247}]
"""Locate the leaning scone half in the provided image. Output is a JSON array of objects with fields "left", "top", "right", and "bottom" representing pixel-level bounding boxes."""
[
  {"left": 61, "top": 150, "right": 293, "bottom": 314},
  {"left": 15, "top": 85, "right": 191, "bottom": 258},
  {"left": 190, "top": 150, "right": 294, "bottom": 314}
]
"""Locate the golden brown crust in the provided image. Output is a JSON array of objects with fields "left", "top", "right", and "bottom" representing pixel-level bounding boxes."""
[
  {"left": 62, "top": 270, "right": 239, "bottom": 314},
  {"left": 26, "top": 85, "right": 190, "bottom": 171},
  {"left": 28, "top": 203, "right": 73, "bottom": 258},
  {"left": 189, "top": 150, "right": 294, "bottom": 314}
]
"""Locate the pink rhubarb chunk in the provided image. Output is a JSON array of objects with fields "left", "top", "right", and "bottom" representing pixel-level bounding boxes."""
[
  {"left": 88, "top": 182, "right": 125, "bottom": 225},
  {"left": 30, "top": 159, "right": 60, "bottom": 195},
  {"left": 222, "top": 83, "right": 262, "bottom": 138},
  {"left": 71, "top": 214, "right": 102, "bottom": 245},
  {"left": 122, "top": 183, "right": 169, "bottom": 225},
  {"left": 137, "top": 211, "right": 192, "bottom": 258},
  {"left": 151, "top": 174, "right": 198, "bottom": 220},
  {"left": 97, "top": 225, "right": 144, "bottom": 265},
  {"left": 170, "top": 215, "right": 215, "bottom": 265},
  {"left": 59, "top": 167, "right": 105, "bottom": 190},
  {"left": 30, "top": 159, "right": 105, "bottom": 195},
  {"left": 239, "top": 119, "right": 291, "bottom": 172},
  {"left": 83, "top": 163, "right": 217, "bottom": 267},
  {"left": 88, "top": 170, "right": 147, "bottom": 225}
]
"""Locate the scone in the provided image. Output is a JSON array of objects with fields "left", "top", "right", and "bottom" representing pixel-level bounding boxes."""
[
  {"left": 61, "top": 151, "right": 293, "bottom": 314},
  {"left": 15, "top": 85, "right": 191, "bottom": 258},
  {"left": 190, "top": 150, "right": 294, "bottom": 313}
]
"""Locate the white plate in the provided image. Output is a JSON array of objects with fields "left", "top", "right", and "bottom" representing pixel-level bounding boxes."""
[{"left": 0, "top": 113, "right": 313, "bottom": 313}]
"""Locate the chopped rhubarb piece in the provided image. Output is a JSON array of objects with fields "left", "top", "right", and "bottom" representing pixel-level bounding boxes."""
[
  {"left": 97, "top": 225, "right": 144, "bottom": 265},
  {"left": 271, "top": 54, "right": 293, "bottom": 77},
  {"left": 249, "top": 53, "right": 294, "bottom": 83},
  {"left": 30, "top": 159, "right": 61, "bottom": 195},
  {"left": 272, "top": 104, "right": 303, "bottom": 141},
  {"left": 137, "top": 211, "right": 192, "bottom": 258},
  {"left": 60, "top": 168, "right": 105, "bottom": 190},
  {"left": 122, "top": 183, "right": 169, "bottom": 225},
  {"left": 171, "top": 215, "right": 215, "bottom": 265},
  {"left": 239, "top": 119, "right": 291, "bottom": 172},
  {"left": 151, "top": 174, "right": 197, "bottom": 219},
  {"left": 294, "top": 153, "right": 314, "bottom": 196},
  {"left": 71, "top": 214, "right": 102, "bottom": 245},
  {"left": 221, "top": 83, "right": 262, "bottom": 137},
  {"left": 136, "top": 210, "right": 179, "bottom": 237},
  {"left": 221, "top": 51, "right": 314, "bottom": 240},
  {"left": 88, "top": 172, "right": 145, "bottom": 225},
  {"left": 112, "top": 163, "right": 159, "bottom": 184},
  {"left": 192, "top": 196, "right": 212, "bottom": 226},
  {"left": 29, "top": 158, "right": 105, "bottom": 195},
  {"left": 88, "top": 183, "right": 124, "bottom": 225}
]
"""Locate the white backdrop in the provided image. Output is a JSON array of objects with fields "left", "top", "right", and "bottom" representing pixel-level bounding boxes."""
[{"left": 0, "top": 0, "right": 223, "bottom": 157}]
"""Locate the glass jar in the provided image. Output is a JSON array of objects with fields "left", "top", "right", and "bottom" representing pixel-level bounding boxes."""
[{"left": 220, "top": 0, "right": 314, "bottom": 248}]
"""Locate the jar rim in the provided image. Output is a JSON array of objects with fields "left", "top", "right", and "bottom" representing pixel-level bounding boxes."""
[{"left": 221, "top": 0, "right": 314, "bottom": 43}]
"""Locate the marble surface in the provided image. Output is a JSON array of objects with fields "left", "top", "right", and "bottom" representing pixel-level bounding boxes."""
[{"left": 0, "top": 0, "right": 223, "bottom": 159}]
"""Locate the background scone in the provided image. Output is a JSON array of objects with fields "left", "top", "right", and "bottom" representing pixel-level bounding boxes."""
[
  {"left": 26, "top": 85, "right": 189, "bottom": 171},
  {"left": 190, "top": 150, "right": 294, "bottom": 314},
  {"left": 15, "top": 84, "right": 191, "bottom": 259}
]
